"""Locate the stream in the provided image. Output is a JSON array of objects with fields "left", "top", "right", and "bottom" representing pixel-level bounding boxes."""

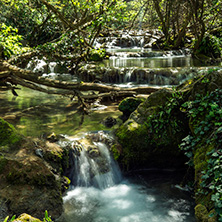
[
  {"left": 0, "top": 87, "right": 196, "bottom": 221},
  {"left": 2, "top": 34, "right": 221, "bottom": 221}
]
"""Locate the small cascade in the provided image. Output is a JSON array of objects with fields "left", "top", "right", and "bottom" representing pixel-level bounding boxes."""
[
  {"left": 124, "top": 68, "right": 134, "bottom": 83},
  {"left": 78, "top": 65, "right": 200, "bottom": 86},
  {"left": 26, "top": 58, "right": 76, "bottom": 81},
  {"left": 48, "top": 62, "right": 57, "bottom": 73},
  {"left": 61, "top": 132, "right": 122, "bottom": 190},
  {"left": 26, "top": 58, "right": 48, "bottom": 73},
  {"left": 59, "top": 130, "right": 196, "bottom": 222}
]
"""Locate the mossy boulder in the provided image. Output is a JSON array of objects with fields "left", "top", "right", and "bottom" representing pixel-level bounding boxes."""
[
  {"left": 115, "top": 88, "right": 189, "bottom": 170},
  {"left": 0, "top": 118, "right": 22, "bottom": 149},
  {"left": 0, "top": 120, "right": 71, "bottom": 220},
  {"left": 119, "top": 97, "right": 144, "bottom": 120},
  {"left": 130, "top": 88, "right": 173, "bottom": 124}
]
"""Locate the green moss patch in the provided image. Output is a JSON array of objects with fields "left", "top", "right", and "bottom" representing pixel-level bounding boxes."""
[{"left": 0, "top": 118, "right": 22, "bottom": 148}]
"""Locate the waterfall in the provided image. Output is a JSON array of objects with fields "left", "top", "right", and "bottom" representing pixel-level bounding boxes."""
[
  {"left": 124, "top": 69, "right": 133, "bottom": 83},
  {"left": 64, "top": 133, "right": 122, "bottom": 190},
  {"left": 59, "top": 132, "right": 195, "bottom": 222}
]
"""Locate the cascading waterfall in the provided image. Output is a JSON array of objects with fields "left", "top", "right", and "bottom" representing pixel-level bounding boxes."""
[
  {"left": 58, "top": 132, "right": 195, "bottom": 222},
  {"left": 70, "top": 141, "right": 122, "bottom": 189}
]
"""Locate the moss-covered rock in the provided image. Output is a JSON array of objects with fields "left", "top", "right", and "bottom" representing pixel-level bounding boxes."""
[
  {"left": 0, "top": 118, "right": 22, "bottom": 148},
  {"left": 0, "top": 121, "right": 67, "bottom": 220},
  {"left": 130, "top": 88, "right": 173, "bottom": 124},
  {"left": 119, "top": 97, "right": 144, "bottom": 120},
  {"left": 115, "top": 86, "right": 190, "bottom": 170}
]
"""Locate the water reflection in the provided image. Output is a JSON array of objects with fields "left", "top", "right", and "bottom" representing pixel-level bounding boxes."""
[{"left": 0, "top": 87, "right": 121, "bottom": 137}]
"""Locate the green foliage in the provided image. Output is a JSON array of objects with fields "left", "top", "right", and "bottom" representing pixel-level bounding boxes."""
[
  {"left": 89, "top": 48, "right": 106, "bottom": 61},
  {"left": 43, "top": 210, "right": 53, "bottom": 222},
  {"left": 145, "top": 89, "right": 185, "bottom": 146},
  {"left": 0, "top": 23, "right": 28, "bottom": 59},
  {"left": 198, "top": 34, "right": 222, "bottom": 58},
  {"left": 179, "top": 88, "right": 222, "bottom": 220},
  {"left": 3, "top": 215, "right": 16, "bottom": 222}
]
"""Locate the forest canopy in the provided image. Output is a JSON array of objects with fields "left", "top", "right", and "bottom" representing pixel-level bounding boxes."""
[{"left": 0, "top": 0, "right": 221, "bottom": 59}]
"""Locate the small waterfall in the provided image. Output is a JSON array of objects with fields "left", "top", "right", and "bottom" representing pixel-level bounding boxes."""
[
  {"left": 48, "top": 62, "right": 57, "bottom": 73},
  {"left": 26, "top": 58, "right": 48, "bottom": 73},
  {"left": 124, "top": 69, "right": 134, "bottom": 83},
  {"left": 64, "top": 132, "right": 122, "bottom": 190},
  {"left": 59, "top": 132, "right": 195, "bottom": 222}
]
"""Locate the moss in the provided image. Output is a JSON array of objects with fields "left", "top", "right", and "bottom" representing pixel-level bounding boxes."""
[
  {"left": 193, "top": 144, "right": 214, "bottom": 182},
  {"left": 119, "top": 97, "right": 144, "bottom": 116},
  {"left": 194, "top": 204, "right": 217, "bottom": 222},
  {"left": 111, "top": 144, "right": 121, "bottom": 160},
  {"left": 0, "top": 118, "right": 21, "bottom": 148},
  {"left": 116, "top": 120, "right": 150, "bottom": 168},
  {"left": 0, "top": 155, "right": 8, "bottom": 174},
  {"left": 195, "top": 204, "right": 209, "bottom": 222}
]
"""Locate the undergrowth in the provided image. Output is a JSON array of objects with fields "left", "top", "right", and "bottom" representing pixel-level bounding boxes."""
[{"left": 180, "top": 89, "right": 222, "bottom": 220}]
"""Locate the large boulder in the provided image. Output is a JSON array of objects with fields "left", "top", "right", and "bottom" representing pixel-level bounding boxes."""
[
  {"left": 0, "top": 119, "right": 72, "bottom": 220},
  {"left": 115, "top": 87, "right": 189, "bottom": 170},
  {"left": 118, "top": 97, "right": 144, "bottom": 121}
]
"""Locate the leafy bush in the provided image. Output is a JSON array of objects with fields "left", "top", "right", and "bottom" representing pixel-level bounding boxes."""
[
  {"left": 89, "top": 48, "right": 106, "bottom": 61},
  {"left": 198, "top": 34, "right": 222, "bottom": 58},
  {"left": 0, "top": 23, "right": 28, "bottom": 59}
]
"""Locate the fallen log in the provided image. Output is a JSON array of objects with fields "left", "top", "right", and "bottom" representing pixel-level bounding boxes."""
[{"left": 1, "top": 60, "right": 162, "bottom": 96}]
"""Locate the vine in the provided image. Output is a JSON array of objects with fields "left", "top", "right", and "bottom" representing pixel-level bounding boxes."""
[
  {"left": 146, "top": 89, "right": 186, "bottom": 146},
  {"left": 179, "top": 88, "right": 222, "bottom": 220}
]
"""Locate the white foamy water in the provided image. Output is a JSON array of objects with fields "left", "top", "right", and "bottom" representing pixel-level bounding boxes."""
[
  {"left": 58, "top": 138, "right": 195, "bottom": 222},
  {"left": 61, "top": 180, "right": 194, "bottom": 222}
]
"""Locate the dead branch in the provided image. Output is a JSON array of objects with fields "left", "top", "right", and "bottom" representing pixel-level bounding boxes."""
[{"left": 1, "top": 60, "right": 160, "bottom": 95}]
